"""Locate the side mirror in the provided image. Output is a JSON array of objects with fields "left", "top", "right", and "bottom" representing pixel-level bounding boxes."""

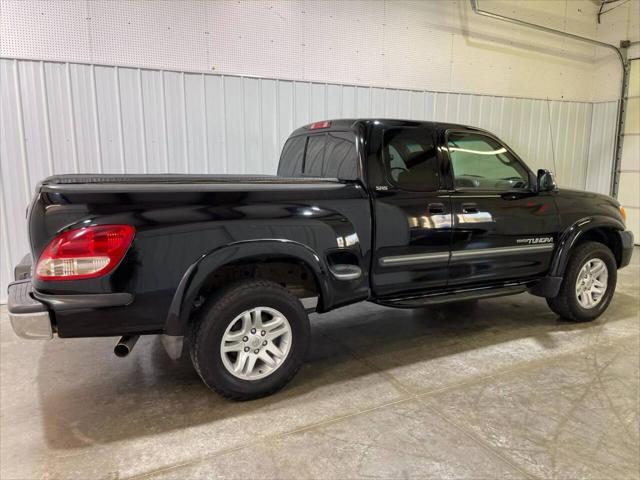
[{"left": 537, "top": 169, "right": 557, "bottom": 192}]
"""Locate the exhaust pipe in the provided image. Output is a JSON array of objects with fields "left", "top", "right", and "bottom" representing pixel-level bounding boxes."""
[{"left": 114, "top": 335, "right": 140, "bottom": 357}]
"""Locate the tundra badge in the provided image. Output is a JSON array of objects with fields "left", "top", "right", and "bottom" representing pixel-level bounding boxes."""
[{"left": 517, "top": 237, "right": 553, "bottom": 245}]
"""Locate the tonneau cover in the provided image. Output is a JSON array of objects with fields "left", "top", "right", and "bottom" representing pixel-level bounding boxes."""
[{"left": 40, "top": 174, "right": 339, "bottom": 185}]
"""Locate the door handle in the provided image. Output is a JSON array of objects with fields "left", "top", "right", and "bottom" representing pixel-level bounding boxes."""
[
  {"left": 428, "top": 203, "right": 445, "bottom": 214},
  {"left": 461, "top": 203, "right": 478, "bottom": 214}
]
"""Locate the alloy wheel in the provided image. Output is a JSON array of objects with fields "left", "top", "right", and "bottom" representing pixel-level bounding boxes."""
[
  {"left": 575, "top": 258, "right": 608, "bottom": 309},
  {"left": 220, "top": 307, "right": 293, "bottom": 380}
]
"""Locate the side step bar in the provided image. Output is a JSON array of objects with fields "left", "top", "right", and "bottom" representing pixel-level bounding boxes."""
[{"left": 375, "top": 283, "right": 528, "bottom": 309}]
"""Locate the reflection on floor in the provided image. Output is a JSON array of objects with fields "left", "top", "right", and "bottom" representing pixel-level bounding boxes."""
[{"left": 1, "top": 248, "right": 638, "bottom": 479}]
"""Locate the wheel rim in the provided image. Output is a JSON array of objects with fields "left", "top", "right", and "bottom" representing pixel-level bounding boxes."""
[
  {"left": 220, "top": 307, "right": 293, "bottom": 380},
  {"left": 575, "top": 258, "right": 608, "bottom": 309}
]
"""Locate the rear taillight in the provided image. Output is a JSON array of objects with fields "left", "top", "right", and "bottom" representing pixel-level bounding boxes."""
[{"left": 36, "top": 225, "right": 135, "bottom": 281}]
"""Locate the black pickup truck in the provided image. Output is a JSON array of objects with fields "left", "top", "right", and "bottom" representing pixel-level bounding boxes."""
[{"left": 8, "top": 119, "right": 634, "bottom": 400}]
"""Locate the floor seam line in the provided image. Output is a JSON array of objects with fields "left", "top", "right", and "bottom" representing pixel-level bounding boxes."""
[
  {"left": 324, "top": 315, "right": 637, "bottom": 402},
  {"left": 321, "top": 331, "right": 414, "bottom": 397},
  {"left": 320, "top": 313, "right": 638, "bottom": 411},
  {"left": 408, "top": 333, "right": 639, "bottom": 400},
  {"left": 422, "top": 402, "right": 540, "bottom": 480},
  {"left": 125, "top": 395, "right": 418, "bottom": 480}
]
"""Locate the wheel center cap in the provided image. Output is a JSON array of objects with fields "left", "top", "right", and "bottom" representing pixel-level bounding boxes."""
[{"left": 249, "top": 337, "right": 261, "bottom": 348}]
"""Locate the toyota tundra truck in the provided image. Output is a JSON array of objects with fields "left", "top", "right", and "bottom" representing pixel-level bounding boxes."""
[{"left": 7, "top": 119, "right": 634, "bottom": 400}]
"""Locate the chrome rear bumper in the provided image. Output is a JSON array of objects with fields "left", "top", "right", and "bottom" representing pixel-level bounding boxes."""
[{"left": 7, "top": 280, "right": 53, "bottom": 340}]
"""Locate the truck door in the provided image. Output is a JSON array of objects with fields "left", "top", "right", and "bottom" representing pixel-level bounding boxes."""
[
  {"left": 444, "top": 129, "right": 560, "bottom": 286},
  {"left": 371, "top": 125, "right": 452, "bottom": 298}
]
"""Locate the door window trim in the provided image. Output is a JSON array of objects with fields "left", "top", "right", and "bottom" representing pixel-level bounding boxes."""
[{"left": 442, "top": 128, "right": 536, "bottom": 194}]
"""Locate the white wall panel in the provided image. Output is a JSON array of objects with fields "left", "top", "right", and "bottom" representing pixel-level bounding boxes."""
[
  {"left": 591, "top": 0, "right": 640, "bottom": 102},
  {"left": 0, "top": 58, "right": 619, "bottom": 302},
  {"left": 586, "top": 101, "right": 619, "bottom": 195},
  {"left": 621, "top": 135, "right": 640, "bottom": 172},
  {"left": 616, "top": 59, "right": 640, "bottom": 244},
  {"left": 2, "top": 0, "right": 626, "bottom": 102}
]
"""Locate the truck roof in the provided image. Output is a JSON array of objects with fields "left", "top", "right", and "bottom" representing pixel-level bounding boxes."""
[{"left": 289, "top": 118, "right": 487, "bottom": 137}]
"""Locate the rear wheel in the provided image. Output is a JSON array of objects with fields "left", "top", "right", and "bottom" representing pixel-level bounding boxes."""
[
  {"left": 546, "top": 241, "right": 617, "bottom": 322},
  {"left": 188, "top": 280, "right": 310, "bottom": 400}
]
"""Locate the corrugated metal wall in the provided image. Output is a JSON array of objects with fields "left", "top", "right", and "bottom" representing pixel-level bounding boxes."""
[
  {"left": 586, "top": 101, "right": 619, "bottom": 194},
  {"left": 0, "top": 58, "right": 619, "bottom": 302}
]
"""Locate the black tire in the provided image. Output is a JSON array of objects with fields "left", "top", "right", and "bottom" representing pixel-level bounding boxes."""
[
  {"left": 546, "top": 241, "right": 617, "bottom": 322},
  {"left": 188, "top": 280, "right": 310, "bottom": 400}
]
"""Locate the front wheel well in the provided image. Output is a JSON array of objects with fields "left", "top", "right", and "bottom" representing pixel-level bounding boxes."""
[{"left": 575, "top": 227, "right": 622, "bottom": 267}]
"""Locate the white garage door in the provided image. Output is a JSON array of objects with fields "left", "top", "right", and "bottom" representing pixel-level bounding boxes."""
[{"left": 618, "top": 59, "right": 640, "bottom": 244}]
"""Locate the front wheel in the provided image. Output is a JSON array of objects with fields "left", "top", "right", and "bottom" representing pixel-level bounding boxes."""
[
  {"left": 188, "top": 280, "right": 310, "bottom": 400},
  {"left": 546, "top": 241, "right": 617, "bottom": 322}
]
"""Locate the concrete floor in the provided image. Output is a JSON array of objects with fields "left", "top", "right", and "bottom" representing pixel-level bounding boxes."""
[{"left": 1, "top": 249, "right": 638, "bottom": 480}]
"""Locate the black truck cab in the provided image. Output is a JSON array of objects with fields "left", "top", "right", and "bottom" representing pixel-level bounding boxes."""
[{"left": 280, "top": 119, "right": 630, "bottom": 303}]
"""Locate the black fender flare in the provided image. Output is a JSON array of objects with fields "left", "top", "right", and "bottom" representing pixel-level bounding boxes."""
[
  {"left": 549, "top": 215, "right": 625, "bottom": 277},
  {"left": 164, "top": 239, "right": 331, "bottom": 336}
]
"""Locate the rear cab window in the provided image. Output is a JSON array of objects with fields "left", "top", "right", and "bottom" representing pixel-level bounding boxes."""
[
  {"left": 277, "top": 131, "right": 359, "bottom": 181},
  {"left": 277, "top": 136, "right": 306, "bottom": 176}
]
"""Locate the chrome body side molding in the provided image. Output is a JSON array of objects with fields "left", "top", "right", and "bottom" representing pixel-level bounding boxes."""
[
  {"left": 380, "top": 243, "right": 554, "bottom": 267},
  {"left": 450, "top": 244, "right": 554, "bottom": 259},
  {"left": 379, "top": 252, "right": 450, "bottom": 266}
]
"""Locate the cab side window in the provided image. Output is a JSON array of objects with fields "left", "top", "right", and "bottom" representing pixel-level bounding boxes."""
[
  {"left": 447, "top": 132, "right": 530, "bottom": 191},
  {"left": 383, "top": 128, "right": 440, "bottom": 191}
]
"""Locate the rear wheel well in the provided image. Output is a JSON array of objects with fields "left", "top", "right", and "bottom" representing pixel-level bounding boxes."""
[
  {"left": 575, "top": 227, "right": 622, "bottom": 266},
  {"left": 190, "top": 258, "right": 321, "bottom": 316}
]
